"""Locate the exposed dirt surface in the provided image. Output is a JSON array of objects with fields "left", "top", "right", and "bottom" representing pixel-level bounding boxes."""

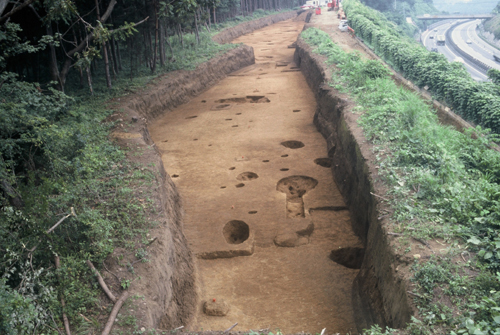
[{"left": 149, "top": 17, "right": 363, "bottom": 334}]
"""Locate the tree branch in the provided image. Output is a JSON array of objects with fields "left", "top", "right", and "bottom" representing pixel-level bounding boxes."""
[
  {"left": 0, "top": 0, "right": 38, "bottom": 24},
  {"left": 55, "top": 255, "right": 72, "bottom": 335},
  {"left": 101, "top": 292, "right": 130, "bottom": 335},
  {"left": 0, "top": 0, "right": 9, "bottom": 17},
  {"left": 100, "top": 0, "right": 117, "bottom": 23},
  {"left": 86, "top": 260, "right": 117, "bottom": 303},
  {"left": 46, "top": 207, "right": 76, "bottom": 234}
]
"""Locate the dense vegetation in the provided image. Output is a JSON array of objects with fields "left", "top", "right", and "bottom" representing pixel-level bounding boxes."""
[
  {"left": 302, "top": 23, "right": 500, "bottom": 335},
  {"left": 0, "top": 0, "right": 298, "bottom": 332},
  {"left": 357, "top": 0, "right": 438, "bottom": 35},
  {"left": 484, "top": 2, "right": 500, "bottom": 40},
  {"left": 343, "top": 0, "right": 500, "bottom": 135}
]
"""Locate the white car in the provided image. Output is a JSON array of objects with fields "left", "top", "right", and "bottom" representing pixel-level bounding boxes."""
[
  {"left": 466, "top": 39, "right": 472, "bottom": 44},
  {"left": 301, "top": 4, "right": 314, "bottom": 9}
]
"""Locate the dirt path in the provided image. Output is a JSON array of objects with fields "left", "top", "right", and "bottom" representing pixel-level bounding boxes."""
[{"left": 149, "top": 14, "right": 362, "bottom": 334}]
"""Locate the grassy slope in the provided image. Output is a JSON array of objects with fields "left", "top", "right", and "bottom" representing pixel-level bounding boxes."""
[
  {"left": 301, "top": 25, "right": 500, "bottom": 335},
  {"left": 484, "top": 14, "right": 500, "bottom": 40}
]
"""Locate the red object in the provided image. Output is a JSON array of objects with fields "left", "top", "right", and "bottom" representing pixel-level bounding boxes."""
[
  {"left": 327, "top": 2, "right": 332, "bottom": 7},
  {"left": 213, "top": 298, "right": 216, "bottom": 302},
  {"left": 315, "top": 7, "right": 321, "bottom": 14}
]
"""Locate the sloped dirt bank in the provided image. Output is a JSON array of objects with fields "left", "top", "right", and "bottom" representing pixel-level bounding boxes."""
[
  {"left": 128, "top": 45, "right": 255, "bottom": 121},
  {"left": 294, "top": 35, "right": 413, "bottom": 332}
]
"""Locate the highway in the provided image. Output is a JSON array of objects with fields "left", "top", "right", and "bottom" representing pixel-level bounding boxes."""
[{"left": 421, "top": 19, "right": 500, "bottom": 81}]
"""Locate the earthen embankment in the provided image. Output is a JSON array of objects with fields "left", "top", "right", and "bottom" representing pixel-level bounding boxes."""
[{"left": 294, "top": 34, "right": 413, "bottom": 332}]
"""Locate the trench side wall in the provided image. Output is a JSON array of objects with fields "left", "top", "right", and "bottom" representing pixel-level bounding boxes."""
[
  {"left": 129, "top": 45, "right": 255, "bottom": 121},
  {"left": 294, "top": 36, "right": 413, "bottom": 331}
]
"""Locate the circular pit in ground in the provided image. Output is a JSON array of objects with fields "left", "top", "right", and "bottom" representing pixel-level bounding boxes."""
[{"left": 223, "top": 220, "right": 250, "bottom": 244}]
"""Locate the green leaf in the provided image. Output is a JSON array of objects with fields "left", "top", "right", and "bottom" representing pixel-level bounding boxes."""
[{"left": 468, "top": 236, "right": 481, "bottom": 245}]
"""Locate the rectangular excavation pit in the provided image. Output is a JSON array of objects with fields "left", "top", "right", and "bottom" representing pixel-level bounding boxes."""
[{"left": 142, "top": 15, "right": 405, "bottom": 335}]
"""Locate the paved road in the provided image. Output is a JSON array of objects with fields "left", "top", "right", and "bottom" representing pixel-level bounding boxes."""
[
  {"left": 451, "top": 19, "right": 500, "bottom": 70},
  {"left": 421, "top": 20, "right": 492, "bottom": 81}
]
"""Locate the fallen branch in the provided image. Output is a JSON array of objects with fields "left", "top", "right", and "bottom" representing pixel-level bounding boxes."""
[
  {"left": 47, "top": 207, "right": 76, "bottom": 234},
  {"left": 55, "top": 255, "right": 71, "bottom": 335},
  {"left": 224, "top": 322, "right": 238, "bottom": 333},
  {"left": 388, "top": 232, "right": 403, "bottom": 236},
  {"left": 412, "top": 237, "right": 434, "bottom": 253},
  {"left": 407, "top": 291, "right": 425, "bottom": 299},
  {"left": 370, "top": 192, "right": 390, "bottom": 201},
  {"left": 101, "top": 291, "right": 130, "bottom": 335},
  {"left": 86, "top": 260, "right": 117, "bottom": 303}
]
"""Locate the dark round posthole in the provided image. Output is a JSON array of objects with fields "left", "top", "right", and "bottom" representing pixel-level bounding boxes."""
[
  {"left": 281, "top": 140, "right": 304, "bottom": 149},
  {"left": 223, "top": 220, "right": 250, "bottom": 245}
]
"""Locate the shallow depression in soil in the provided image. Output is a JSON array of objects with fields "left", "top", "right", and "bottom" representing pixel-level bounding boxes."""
[{"left": 149, "top": 18, "right": 363, "bottom": 334}]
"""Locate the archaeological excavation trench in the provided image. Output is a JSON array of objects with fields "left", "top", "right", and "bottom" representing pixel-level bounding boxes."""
[{"left": 136, "top": 11, "right": 411, "bottom": 335}]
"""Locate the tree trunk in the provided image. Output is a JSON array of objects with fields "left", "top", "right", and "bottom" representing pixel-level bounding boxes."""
[
  {"left": 109, "top": 37, "right": 119, "bottom": 75},
  {"left": 129, "top": 38, "right": 134, "bottom": 80},
  {"left": 165, "top": 26, "right": 173, "bottom": 60},
  {"left": 207, "top": 6, "right": 211, "bottom": 27},
  {"left": 114, "top": 37, "right": 122, "bottom": 70},
  {"left": 46, "top": 24, "right": 62, "bottom": 91},
  {"left": 159, "top": 19, "right": 165, "bottom": 67},
  {"left": 178, "top": 23, "right": 184, "bottom": 49},
  {"left": 152, "top": 0, "right": 158, "bottom": 73},
  {"left": 86, "top": 66, "right": 94, "bottom": 95},
  {"left": 102, "top": 42, "right": 112, "bottom": 88},
  {"left": 95, "top": 0, "right": 112, "bottom": 89},
  {"left": 194, "top": 7, "right": 200, "bottom": 45},
  {"left": 147, "top": 27, "right": 154, "bottom": 70}
]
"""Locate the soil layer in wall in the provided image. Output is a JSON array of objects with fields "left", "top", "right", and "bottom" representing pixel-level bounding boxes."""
[{"left": 294, "top": 32, "right": 413, "bottom": 332}]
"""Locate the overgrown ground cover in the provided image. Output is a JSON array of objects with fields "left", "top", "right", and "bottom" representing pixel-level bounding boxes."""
[
  {"left": 302, "top": 27, "right": 500, "bottom": 335},
  {"left": 343, "top": 0, "right": 500, "bottom": 135},
  {"left": 0, "top": 10, "right": 290, "bottom": 334}
]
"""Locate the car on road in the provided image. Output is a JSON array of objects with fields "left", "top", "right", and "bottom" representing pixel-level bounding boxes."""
[
  {"left": 494, "top": 55, "right": 500, "bottom": 63},
  {"left": 431, "top": 48, "right": 438, "bottom": 52},
  {"left": 454, "top": 57, "right": 465, "bottom": 63},
  {"left": 429, "top": 35, "right": 434, "bottom": 39},
  {"left": 466, "top": 39, "right": 472, "bottom": 44},
  {"left": 434, "top": 29, "right": 438, "bottom": 32}
]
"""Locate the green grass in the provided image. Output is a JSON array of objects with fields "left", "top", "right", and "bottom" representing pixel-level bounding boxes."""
[{"left": 301, "top": 27, "right": 500, "bottom": 334}]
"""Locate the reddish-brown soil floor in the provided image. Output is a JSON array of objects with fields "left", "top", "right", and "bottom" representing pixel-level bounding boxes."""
[{"left": 149, "top": 13, "right": 363, "bottom": 335}]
